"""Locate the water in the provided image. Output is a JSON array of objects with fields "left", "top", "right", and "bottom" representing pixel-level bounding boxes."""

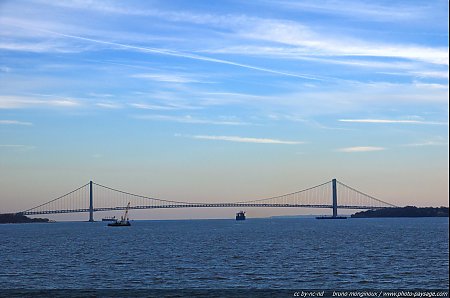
[{"left": 0, "top": 218, "right": 448, "bottom": 290}]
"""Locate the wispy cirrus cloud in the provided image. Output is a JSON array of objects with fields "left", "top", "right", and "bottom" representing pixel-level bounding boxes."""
[
  {"left": 0, "top": 40, "right": 91, "bottom": 53},
  {"left": 410, "top": 71, "right": 449, "bottom": 79},
  {"left": 3, "top": 2, "right": 447, "bottom": 85},
  {"left": 130, "top": 103, "right": 176, "bottom": 111},
  {"left": 337, "top": 146, "right": 385, "bottom": 152},
  {"left": 272, "top": 0, "right": 434, "bottom": 21},
  {"left": 237, "top": 19, "right": 448, "bottom": 66},
  {"left": 0, "top": 144, "right": 35, "bottom": 150},
  {"left": 95, "top": 102, "right": 122, "bottom": 109},
  {"left": 376, "top": 70, "right": 449, "bottom": 80},
  {"left": 402, "top": 137, "right": 448, "bottom": 147},
  {"left": 0, "top": 95, "right": 81, "bottom": 109},
  {"left": 195, "top": 81, "right": 447, "bottom": 116},
  {"left": 0, "top": 120, "right": 33, "bottom": 125},
  {"left": 131, "top": 73, "right": 203, "bottom": 84},
  {"left": 21, "top": 28, "right": 322, "bottom": 81},
  {"left": 134, "top": 114, "right": 248, "bottom": 126},
  {"left": 187, "top": 135, "right": 304, "bottom": 145},
  {"left": 404, "top": 141, "right": 448, "bottom": 147},
  {"left": 130, "top": 103, "right": 200, "bottom": 111},
  {"left": 205, "top": 46, "right": 422, "bottom": 69},
  {"left": 339, "top": 119, "right": 448, "bottom": 125},
  {"left": 88, "top": 93, "right": 115, "bottom": 98},
  {"left": 38, "top": 0, "right": 429, "bottom": 27}
]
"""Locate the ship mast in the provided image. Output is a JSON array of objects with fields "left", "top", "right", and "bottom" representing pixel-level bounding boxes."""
[{"left": 123, "top": 202, "right": 130, "bottom": 220}]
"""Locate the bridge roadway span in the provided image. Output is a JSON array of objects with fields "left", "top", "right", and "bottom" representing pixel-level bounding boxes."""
[
  {"left": 22, "top": 203, "right": 384, "bottom": 215},
  {"left": 19, "top": 179, "right": 397, "bottom": 220}
]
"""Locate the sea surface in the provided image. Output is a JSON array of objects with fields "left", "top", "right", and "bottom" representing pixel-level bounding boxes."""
[{"left": 0, "top": 217, "right": 448, "bottom": 290}]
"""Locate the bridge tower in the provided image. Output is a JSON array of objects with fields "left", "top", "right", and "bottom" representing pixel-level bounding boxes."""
[
  {"left": 332, "top": 178, "right": 338, "bottom": 217},
  {"left": 89, "top": 180, "right": 94, "bottom": 222}
]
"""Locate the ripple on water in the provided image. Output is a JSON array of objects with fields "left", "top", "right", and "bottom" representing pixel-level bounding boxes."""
[{"left": 0, "top": 218, "right": 448, "bottom": 289}]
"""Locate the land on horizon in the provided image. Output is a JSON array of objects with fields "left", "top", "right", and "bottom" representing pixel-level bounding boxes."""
[
  {"left": 2, "top": 206, "right": 449, "bottom": 224},
  {"left": 351, "top": 206, "right": 449, "bottom": 218}
]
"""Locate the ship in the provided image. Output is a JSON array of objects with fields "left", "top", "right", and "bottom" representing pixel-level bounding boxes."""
[
  {"left": 236, "top": 211, "right": 246, "bottom": 220},
  {"left": 102, "top": 216, "right": 116, "bottom": 222},
  {"left": 108, "top": 202, "right": 131, "bottom": 227}
]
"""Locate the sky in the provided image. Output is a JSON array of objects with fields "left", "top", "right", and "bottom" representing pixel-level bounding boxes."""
[{"left": 0, "top": 0, "right": 448, "bottom": 220}]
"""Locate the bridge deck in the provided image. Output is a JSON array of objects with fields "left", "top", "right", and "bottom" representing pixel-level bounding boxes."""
[
  {"left": 22, "top": 204, "right": 386, "bottom": 215},
  {"left": 18, "top": 179, "right": 397, "bottom": 217}
]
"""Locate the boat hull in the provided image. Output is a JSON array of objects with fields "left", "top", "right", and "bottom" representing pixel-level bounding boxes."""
[
  {"left": 236, "top": 211, "right": 246, "bottom": 220},
  {"left": 107, "top": 221, "right": 131, "bottom": 226},
  {"left": 316, "top": 216, "right": 347, "bottom": 219}
]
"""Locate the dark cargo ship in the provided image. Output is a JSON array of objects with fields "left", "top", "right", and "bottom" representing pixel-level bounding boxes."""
[{"left": 236, "top": 211, "right": 246, "bottom": 220}]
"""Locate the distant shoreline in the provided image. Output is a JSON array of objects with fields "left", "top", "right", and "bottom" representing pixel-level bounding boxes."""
[
  {"left": 351, "top": 206, "right": 449, "bottom": 218},
  {"left": 1, "top": 206, "right": 448, "bottom": 223},
  {"left": 0, "top": 213, "right": 49, "bottom": 224}
]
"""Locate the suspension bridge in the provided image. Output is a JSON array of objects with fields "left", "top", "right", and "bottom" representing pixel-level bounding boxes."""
[{"left": 18, "top": 179, "right": 397, "bottom": 221}]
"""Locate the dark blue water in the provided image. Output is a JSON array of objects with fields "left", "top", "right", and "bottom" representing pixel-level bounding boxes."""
[{"left": 0, "top": 218, "right": 448, "bottom": 289}]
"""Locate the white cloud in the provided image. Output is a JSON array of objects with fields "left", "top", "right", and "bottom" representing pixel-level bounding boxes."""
[
  {"left": 337, "top": 146, "right": 385, "bottom": 152},
  {"left": 131, "top": 73, "right": 201, "bottom": 83},
  {"left": 402, "top": 137, "right": 448, "bottom": 147},
  {"left": 239, "top": 19, "right": 448, "bottom": 65},
  {"left": 0, "top": 95, "right": 81, "bottom": 109},
  {"left": 200, "top": 81, "right": 447, "bottom": 116},
  {"left": 134, "top": 114, "right": 248, "bottom": 126},
  {"left": 0, "top": 144, "right": 35, "bottom": 150},
  {"left": 3, "top": 2, "right": 446, "bottom": 90},
  {"left": 274, "top": 0, "right": 425, "bottom": 21},
  {"left": 0, "top": 41, "right": 88, "bottom": 53},
  {"left": 410, "top": 71, "right": 449, "bottom": 79},
  {"left": 31, "top": 0, "right": 243, "bottom": 27},
  {"left": 95, "top": 102, "right": 122, "bottom": 109},
  {"left": 22, "top": 29, "right": 321, "bottom": 81},
  {"left": 191, "top": 135, "right": 304, "bottom": 144},
  {"left": 267, "top": 113, "right": 308, "bottom": 123},
  {"left": 404, "top": 141, "right": 448, "bottom": 147},
  {"left": 130, "top": 103, "right": 187, "bottom": 111},
  {"left": 4, "top": 1, "right": 448, "bottom": 67},
  {"left": 130, "top": 103, "right": 169, "bottom": 110},
  {"left": 88, "top": 93, "right": 114, "bottom": 98},
  {"left": 0, "top": 120, "right": 33, "bottom": 125},
  {"left": 413, "top": 82, "right": 448, "bottom": 90},
  {"left": 339, "top": 119, "right": 448, "bottom": 125},
  {"left": 204, "top": 46, "right": 422, "bottom": 69}
]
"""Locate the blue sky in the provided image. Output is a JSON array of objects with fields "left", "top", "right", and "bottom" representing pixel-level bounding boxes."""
[{"left": 0, "top": 0, "right": 448, "bottom": 219}]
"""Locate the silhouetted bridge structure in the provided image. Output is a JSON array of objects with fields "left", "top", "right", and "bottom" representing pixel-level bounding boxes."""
[{"left": 18, "top": 179, "right": 397, "bottom": 221}]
